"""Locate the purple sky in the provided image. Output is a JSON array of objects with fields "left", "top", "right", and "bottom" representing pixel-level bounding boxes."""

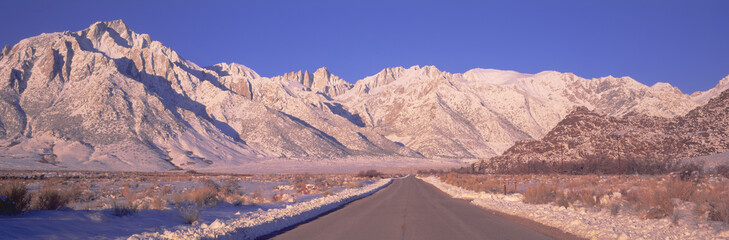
[{"left": 2, "top": 0, "right": 728, "bottom": 93}]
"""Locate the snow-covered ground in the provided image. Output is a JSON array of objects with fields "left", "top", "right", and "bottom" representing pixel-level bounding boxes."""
[
  {"left": 129, "top": 178, "right": 392, "bottom": 239},
  {"left": 420, "top": 176, "right": 729, "bottom": 240},
  {"left": 0, "top": 174, "right": 392, "bottom": 239}
]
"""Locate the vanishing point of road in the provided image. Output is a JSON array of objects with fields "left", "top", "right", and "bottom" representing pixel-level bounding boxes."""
[{"left": 270, "top": 176, "right": 578, "bottom": 240}]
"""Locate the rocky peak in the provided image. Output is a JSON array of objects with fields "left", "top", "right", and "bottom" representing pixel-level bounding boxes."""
[
  {"left": 1, "top": 45, "right": 10, "bottom": 56},
  {"left": 77, "top": 19, "right": 155, "bottom": 57},
  {"left": 84, "top": 20, "right": 132, "bottom": 42},
  {"left": 313, "top": 66, "right": 329, "bottom": 75},
  {"left": 208, "top": 62, "right": 260, "bottom": 79},
  {"left": 651, "top": 82, "right": 684, "bottom": 95},
  {"left": 347, "top": 65, "right": 450, "bottom": 96},
  {"left": 271, "top": 67, "right": 351, "bottom": 97}
]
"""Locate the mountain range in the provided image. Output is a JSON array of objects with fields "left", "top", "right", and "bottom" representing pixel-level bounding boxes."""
[{"left": 1, "top": 20, "right": 727, "bottom": 171}]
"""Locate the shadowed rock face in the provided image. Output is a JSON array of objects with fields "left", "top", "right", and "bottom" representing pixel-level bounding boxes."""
[{"left": 476, "top": 89, "right": 729, "bottom": 173}]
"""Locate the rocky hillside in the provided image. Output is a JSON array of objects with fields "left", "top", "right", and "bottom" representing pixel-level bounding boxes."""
[{"left": 476, "top": 88, "right": 729, "bottom": 173}]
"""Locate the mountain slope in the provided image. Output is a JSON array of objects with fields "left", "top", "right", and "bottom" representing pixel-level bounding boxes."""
[
  {"left": 0, "top": 20, "right": 414, "bottom": 171},
  {"left": 475, "top": 88, "right": 729, "bottom": 173}
]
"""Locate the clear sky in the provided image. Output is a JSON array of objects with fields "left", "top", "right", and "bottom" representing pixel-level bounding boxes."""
[{"left": 1, "top": 0, "right": 728, "bottom": 93}]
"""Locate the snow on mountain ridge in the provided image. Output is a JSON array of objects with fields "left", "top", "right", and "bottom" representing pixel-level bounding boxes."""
[
  {"left": 1, "top": 19, "right": 727, "bottom": 171},
  {"left": 463, "top": 68, "right": 533, "bottom": 85},
  {"left": 335, "top": 64, "right": 704, "bottom": 159},
  {"left": 0, "top": 20, "right": 416, "bottom": 171}
]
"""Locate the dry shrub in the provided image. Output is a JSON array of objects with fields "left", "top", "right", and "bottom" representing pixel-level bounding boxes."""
[
  {"left": 0, "top": 183, "right": 31, "bottom": 216},
  {"left": 111, "top": 201, "right": 138, "bottom": 217},
  {"left": 438, "top": 173, "right": 502, "bottom": 193},
  {"left": 357, "top": 169, "right": 382, "bottom": 178},
  {"left": 222, "top": 180, "right": 240, "bottom": 196},
  {"left": 665, "top": 177, "right": 696, "bottom": 201},
  {"left": 121, "top": 187, "right": 136, "bottom": 204},
  {"left": 177, "top": 203, "right": 199, "bottom": 224},
  {"left": 694, "top": 184, "right": 729, "bottom": 223},
  {"left": 565, "top": 175, "right": 598, "bottom": 188},
  {"left": 554, "top": 191, "right": 570, "bottom": 208},
  {"left": 150, "top": 195, "right": 165, "bottom": 210},
  {"left": 187, "top": 186, "right": 219, "bottom": 207},
  {"left": 523, "top": 183, "right": 557, "bottom": 204},
  {"left": 203, "top": 179, "right": 221, "bottom": 192},
  {"left": 571, "top": 189, "right": 600, "bottom": 207},
  {"left": 641, "top": 189, "right": 674, "bottom": 219},
  {"left": 35, "top": 188, "right": 70, "bottom": 210},
  {"left": 65, "top": 185, "right": 85, "bottom": 203}
]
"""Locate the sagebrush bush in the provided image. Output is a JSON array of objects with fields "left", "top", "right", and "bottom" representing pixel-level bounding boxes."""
[
  {"left": 111, "top": 201, "right": 138, "bottom": 217},
  {"left": 187, "top": 186, "right": 219, "bottom": 207},
  {"left": 0, "top": 183, "right": 31, "bottom": 216},
  {"left": 177, "top": 203, "right": 199, "bottom": 224},
  {"left": 665, "top": 177, "right": 696, "bottom": 201},
  {"left": 642, "top": 189, "right": 674, "bottom": 219},
  {"left": 523, "top": 183, "right": 557, "bottom": 204},
  {"left": 35, "top": 188, "right": 70, "bottom": 210}
]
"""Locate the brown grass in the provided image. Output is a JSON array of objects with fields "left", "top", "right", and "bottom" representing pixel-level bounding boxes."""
[
  {"left": 435, "top": 173, "right": 729, "bottom": 222},
  {"left": 185, "top": 186, "right": 219, "bottom": 207},
  {"left": 523, "top": 183, "right": 557, "bottom": 204},
  {"left": 569, "top": 189, "right": 600, "bottom": 207},
  {"left": 665, "top": 177, "right": 696, "bottom": 201}
]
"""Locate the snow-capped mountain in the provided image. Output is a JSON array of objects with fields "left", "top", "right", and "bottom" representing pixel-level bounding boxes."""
[
  {"left": 336, "top": 66, "right": 701, "bottom": 159},
  {"left": 0, "top": 20, "right": 413, "bottom": 171},
  {"left": 0, "top": 20, "right": 726, "bottom": 171}
]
